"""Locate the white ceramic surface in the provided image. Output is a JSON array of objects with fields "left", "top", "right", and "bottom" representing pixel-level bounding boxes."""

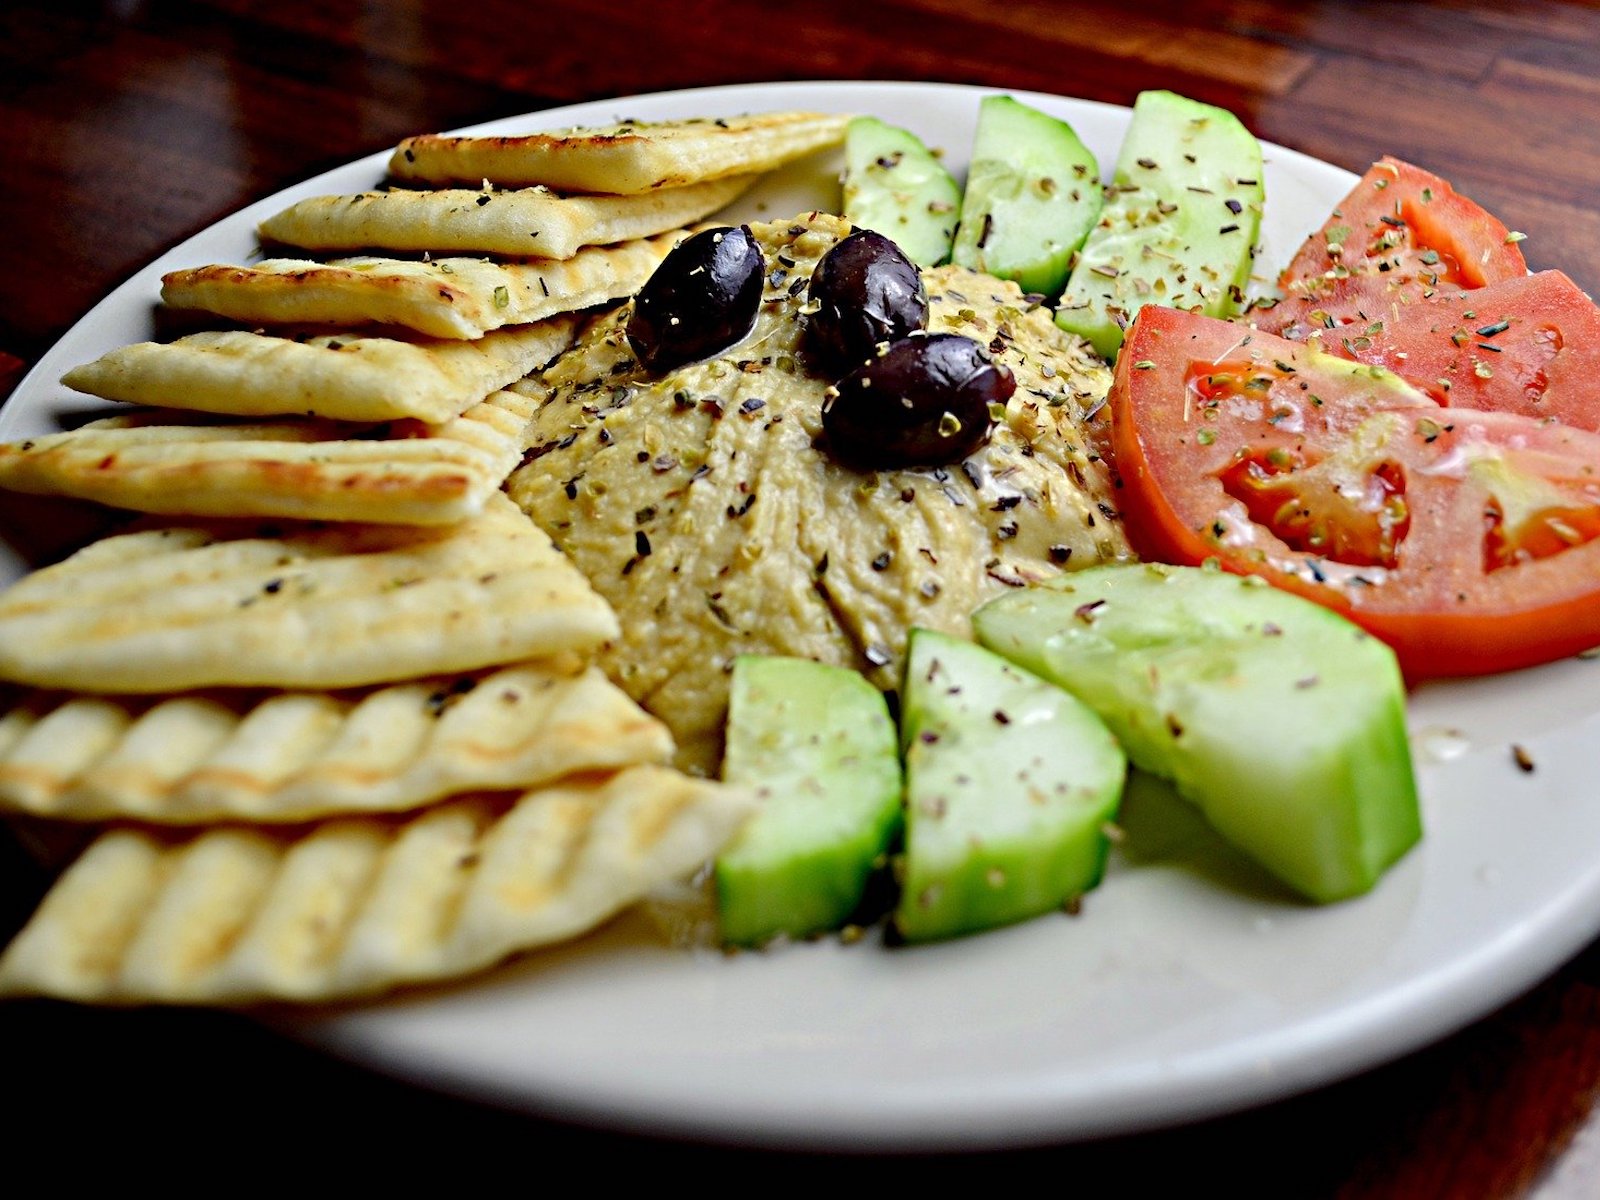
[{"left": 7, "top": 81, "right": 1599, "bottom": 1151}]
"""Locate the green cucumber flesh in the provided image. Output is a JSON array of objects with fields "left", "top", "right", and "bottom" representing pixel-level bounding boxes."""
[
  {"left": 842, "top": 116, "right": 962, "bottom": 268},
  {"left": 895, "top": 629, "right": 1127, "bottom": 942},
  {"left": 715, "top": 655, "right": 902, "bottom": 946},
  {"left": 972, "top": 564, "right": 1421, "bottom": 902},
  {"left": 1056, "top": 90, "right": 1264, "bottom": 358},
  {"left": 952, "top": 95, "right": 1102, "bottom": 297}
]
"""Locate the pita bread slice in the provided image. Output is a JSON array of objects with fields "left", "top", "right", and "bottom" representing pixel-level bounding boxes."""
[
  {"left": 389, "top": 111, "right": 849, "bottom": 194},
  {"left": 61, "top": 317, "right": 578, "bottom": 423},
  {"left": 0, "top": 388, "right": 534, "bottom": 525},
  {"left": 258, "top": 176, "right": 753, "bottom": 259},
  {"left": 0, "top": 765, "right": 753, "bottom": 1003},
  {"left": 0, "top": 494, "right": 618, "bottom": 692},
  {"left": 0, "top": 661, "right": 672, "bottom": 824},
  {"left": 159, "top": 230, "right": 688, "bottom": 340}
]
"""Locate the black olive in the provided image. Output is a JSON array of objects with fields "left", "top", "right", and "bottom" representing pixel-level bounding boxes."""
[
  {"left": 627, "top": 225, "right": 763, "bottom": 373},
  {"left": 823, "top": 333, "right": 1015, "bottom": 469},
  {"left": 805, "top": 229, "right": 928, "bottom": 375}
]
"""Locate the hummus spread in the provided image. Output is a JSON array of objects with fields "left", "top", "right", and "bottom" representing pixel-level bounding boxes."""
[{"left": 507, "top": 212, "right": 1130, "bottom": 771}]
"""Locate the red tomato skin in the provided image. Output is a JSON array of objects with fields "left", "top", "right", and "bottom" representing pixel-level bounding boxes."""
[{"left": 1109, "top": 306, "right": 1600, "bottom": 679}]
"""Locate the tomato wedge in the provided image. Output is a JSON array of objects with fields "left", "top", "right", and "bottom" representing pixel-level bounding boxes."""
[
  {"left": 1291, "top": 271, "right": 1600, "bottom": 432},
  {"left": 1259, "top": 157, "right": 1527, "bottom": 337},
  {"left": 1109, "top": 305, "right": 1600, "bottom": 678}
]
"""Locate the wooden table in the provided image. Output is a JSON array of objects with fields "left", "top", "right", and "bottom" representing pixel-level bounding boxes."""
[{"left": 4, "top": 1, "right": 1600, "bottom": 1189}]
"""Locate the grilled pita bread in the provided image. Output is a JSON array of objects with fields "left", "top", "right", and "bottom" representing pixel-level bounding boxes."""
[
  {"left": 0, "top": 389, "right": 535, "bottom": 526},
  {"left": 389, "top": 111, "right": 848, "bottom": 194},
  {"left": 0, "top": 661, "right": 672, "bottom": 824},
  {"left": 61, "top": 318, "right": 579, "bottom": 423},
  {"left": 0, "top": 765, "right": 752, "bottom": 1003},
  {"left": 0, "top": 494, "right": 617, "bottom": 692},
  {"left": 159, "top": 231, "right": 687, "bottom": 340},
  {"left": 259, "top": 176, "right": 753, "bottom": 259}
]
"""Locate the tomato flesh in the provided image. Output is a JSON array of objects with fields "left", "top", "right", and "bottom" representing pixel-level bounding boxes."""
[
  {"left": 1109, "top": 306, "right": 1600, "bottom": 678},
  {"left": 1219, "top": 448, "right": 1409, "bottom": 569},
  {"left": 1260, "top": 157, "right": 1527, "bottom": 337},
  {"left": 1282, "top": 271, "right": 1600, "bottom": 432}
]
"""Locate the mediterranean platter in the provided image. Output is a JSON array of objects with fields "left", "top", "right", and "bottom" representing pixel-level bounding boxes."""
[{"left": 4, "top": 81, "right": 1599, "bottom": 1150}]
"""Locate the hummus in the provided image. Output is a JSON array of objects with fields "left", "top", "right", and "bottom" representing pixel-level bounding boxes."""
[{"left": 507, "top": 212, "right": 1130, "bottom": 771}]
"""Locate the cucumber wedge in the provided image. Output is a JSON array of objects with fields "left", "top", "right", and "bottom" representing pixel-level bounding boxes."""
[
  {"left": 842, "top": 116, "right": 962, "bottom": 267},
  {"left": 973, "top": 564, "right": 1421, "bottom": 903},
  {"left": 715, "top": 656, "right": 902, "bottom": 946},
  {"left": 1056, "top": 90, "right": 1264, "bottom": 358},
  {"left": 895, "top": 629, "right": 1126, "bottom": 942},
  {"left": 952, "top": 95, "right": 1102, "bottom": 297}
]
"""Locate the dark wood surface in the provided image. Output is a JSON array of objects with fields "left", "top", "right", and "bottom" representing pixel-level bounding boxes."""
[{"left": 5, "top": 1, "right": 1600, "bottom": 1189}]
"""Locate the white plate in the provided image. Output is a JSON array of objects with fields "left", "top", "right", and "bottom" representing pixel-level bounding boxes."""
[{"left": 7, "top": 80, "right": 1600, "bottom": 1151}]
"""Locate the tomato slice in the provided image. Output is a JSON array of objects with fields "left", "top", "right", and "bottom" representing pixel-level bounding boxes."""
[
  {"left": 1288, "top": 271, "right": 1600, "bottom": 432},
  {"left": 1109, "top": 305, "right": 1600, "bottom": 678},
  {"left": 1259, "top": 157, "right": 1527, "bottom": 337}
]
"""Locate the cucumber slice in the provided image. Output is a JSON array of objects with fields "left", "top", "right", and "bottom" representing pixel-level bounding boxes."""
[
  {"left": 973, "top": 564, "right": 1421, "bottom": 903},
  {"left": 952, "top": 95, "right": 1102, "bottom": 297},
  {"left": 1056, "top": 90, "right": 1264, "bottom": 358},
  {"left": 715, "top": 656, "right": 902, "bottom": 947},
  {"left": 895, "top": 629, "right": 1126, "bottom": 942},
  {"left": 842, "top": 116, "right": 962, "bottom": 267}
]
